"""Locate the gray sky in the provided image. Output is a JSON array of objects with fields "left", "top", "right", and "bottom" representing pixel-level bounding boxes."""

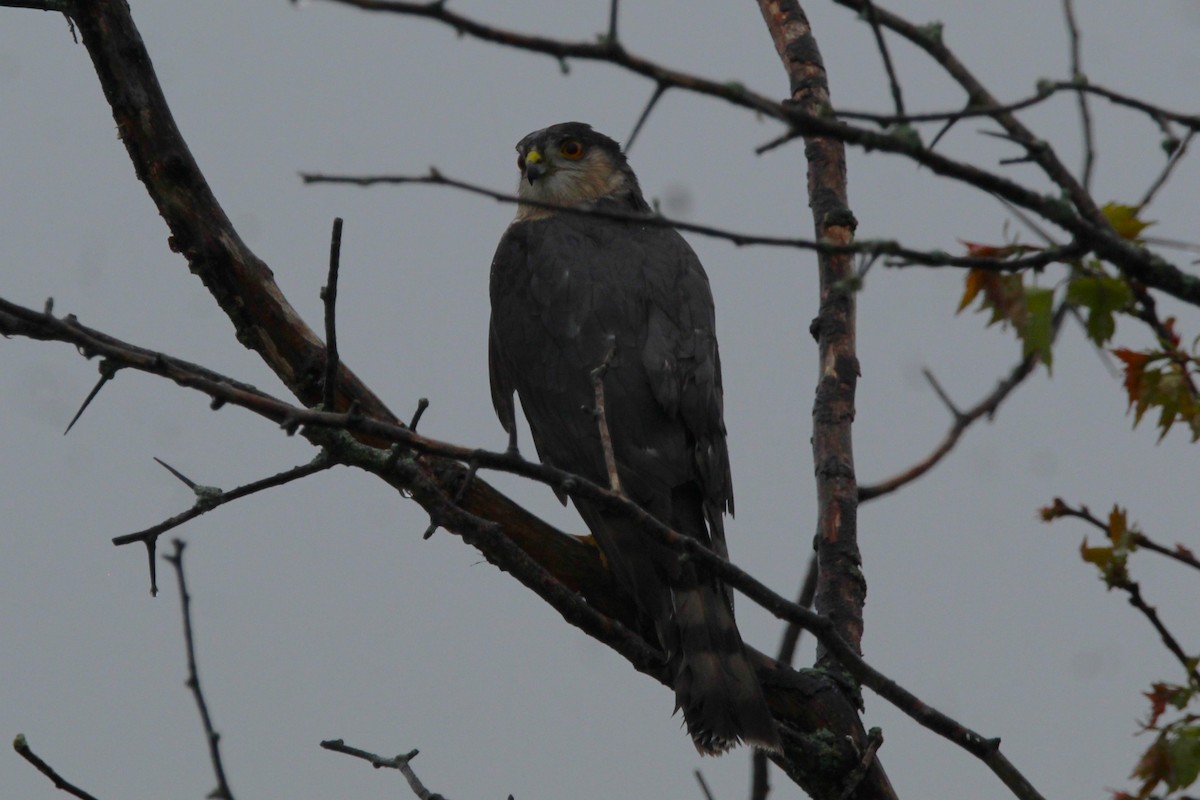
[{"left": 3, "top": 2, "right": 1199, "bottom": 798}]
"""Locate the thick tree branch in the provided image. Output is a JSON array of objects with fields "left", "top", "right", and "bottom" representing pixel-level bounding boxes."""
[
  {"left": 1, "top": 294, "right": 1054, "bottom": 800},
  {"left": 758, "top": 0, "right": 865, "bottom": 675}
]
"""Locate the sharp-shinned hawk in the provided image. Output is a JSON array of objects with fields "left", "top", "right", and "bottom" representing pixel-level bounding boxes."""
[{"left": 487, "top": 122, "right": 780, "bottom": 755}]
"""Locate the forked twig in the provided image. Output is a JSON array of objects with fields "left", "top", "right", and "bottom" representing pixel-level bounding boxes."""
[{"left": 321, "top": 740, "right": 453, "bottom": 800}]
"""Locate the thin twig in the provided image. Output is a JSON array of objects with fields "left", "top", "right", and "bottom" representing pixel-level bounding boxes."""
[
  {"left": 0, "top": 0, "right": 69, "bottom": 9},
  {"left": 626, "top": 82, "right": 667, "bottom": 152},
  {"left": 12, "top": 735, "right": 101, "bottom": 800},
  {"left": 154, "top": 456, "right": 200, "bottom": 490},
  {"left": 1140, "top": 129, "right": 1196, "bottom": 210},
  {"left": 921, "top": 368, "right": 964, "bottom": 419},
  {"left": 860, "top": 0, "right": 904, "bottom": 117},
  {"left": 829, "top": 90, "right": 1055, "bottom": 127},
  {"left": 112, "top": 453, "right": 335, "bottom": 547},
  {"left": 63, "top": 360, "right": 119, "bottom": 435},
  {"left": 322, "top": 217, "right": 344, "bottom": 411},
  {"left": 829, "top": 79, "right": 1200, "bottom": 131},
  {"left": 694, "top": 769, "right": 717, "bottom": 800},
  {"left": 774, "top": 552, "right": 821, "bottom": 666},
  {"left": 1045, "top": 500, "right": 1199, "bottom": 684},
  {"left": 1133, "top": 533, "right": 1200, "bottom": 573},
  {"left": 320, "top": 740, "right": 448, "bottom": 800},
  {"left": 409, "top": 397, "right": 430, "bottom": 431},
  {"left": 590, "top": 341, "right": 622, "bottom": 495},
  {"left": 301, "top": 168, "right": 1086, "bottom": 272},
  {"left": 859, "top": 305, "right": 1066, "bottom": 502},
  {"left": 1125, "top": 581, "right": 1199, "bottom": 685},
  {"left": 750, "top": 749, "right": 771, "bottom": 800},
  {"left": 752, "top": 550, "right": 818, "bottom": 800},
  {"left": 606, "top": 0, "right": 619, "bottom": 44},
  {"left": 839, "top": 728, "right": 884, "bottom": 800},
  {"left": 164, "top": 540, "right": 236, "bottom": 800},
  {"left": 1061, "top": 0, "right": 1095, "bottom": 191}
]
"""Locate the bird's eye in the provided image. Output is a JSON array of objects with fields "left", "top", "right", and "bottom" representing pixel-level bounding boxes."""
[
  {"left": 517, "top": 153, "right": 526, "bottom": 171},
  {"left": 560, "top": 140, "right": 584, "bottom": 159}
]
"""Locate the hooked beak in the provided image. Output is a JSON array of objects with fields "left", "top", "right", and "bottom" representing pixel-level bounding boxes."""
[{"left": 524, "top": 149, "right": 545, "bottom": 184}]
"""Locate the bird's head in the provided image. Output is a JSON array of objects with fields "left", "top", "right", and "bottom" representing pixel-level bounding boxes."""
[{"left": 513, "top": 122, "right": 647, "bottom": 219}]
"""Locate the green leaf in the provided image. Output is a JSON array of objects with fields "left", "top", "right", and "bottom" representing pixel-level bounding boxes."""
[
  {"left": 1166, "top": 726, "right": 1200, "bottom": 790},
  {"left": 1067, "top": 274, "right": 1134, "bottom": 345},
  {"left": 1023, "top": 286, "right": 1055, "bottom": 371}
]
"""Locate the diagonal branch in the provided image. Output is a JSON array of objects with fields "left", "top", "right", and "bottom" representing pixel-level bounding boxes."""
[
  {"left": 3, "top": 293, "right": 1048, "bottom": 800},
  {"left": 320, "top": 741, "right": 454, "bottom": 800},
  {"left": 112, "top": 453, "right": 335, "bottom": 553},
  {"left": 1045, "top": 500, "right": 1199, "bottom": 685},
  {"left": 12, "top": 735, "right": 101, "bottom": 800},
  {"left": 303, "top": 168, "right": 1086, "bottom": 271},
  {"left": 859, "top": 304, "right": 1068, "bottom": 502}
]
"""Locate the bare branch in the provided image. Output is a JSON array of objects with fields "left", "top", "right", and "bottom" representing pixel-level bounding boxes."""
[
  {"left": 1061, "top": 0, "right": 1095, "bottom": 191},
  {"left": 625, "top": 81, "right": 667, "bottom": 153},
  {"left": 839, "top": 729, "right": 885, "bottom": 800},
  {"left": 164, "top": 540, "right": 236, "bottom": 800},
  {"left": 63, "top": 359, "right": 119, "bottom": 435},
  {"left": 860, "top": 0, "right": 904, "bottom": 117},
  {"left": 0, "top": 0, "right": 69, "bottom": 9},
  {"left": 321, "top": 217, "right": 344, "bottom": 411},
  {"left": 315, "top": 0, "right": 781, "bottom": 118},
  {"left": 1044, "top": 500, "right": 1199, "bottom": 685},
  {"left": 304, "top": 0, "right": 1200, "bottom": 308},
  {"left": 752, "top": 551, "right": 820, "bottom": 800},
  {"left": 830, "top": 0, "right": 1102, "bottom": 228},
  {"left": 1061, "top": 81, "right": 1200, "bottom": 131},
  {"left": 859, "top": 304, "right": 1068, "bottom": 502},
  {"left": 320, "top": 740, "right": 450, "bottom": 800},
  {"left": 1132, "top": 533, "right": 1200, "bottom": 574},
  {"left": 113, "top": 454, "right": 335, "bottom": 548},
  {"left": 750, "top": 751, "right": 771, "bottom": 800},
  {"left": 12, "top": 735, "right": 101, "bottom": 800},
  {"left": 1140, "top": 129, "right": 1196, "bottom": 210},
  {"left": 1125, "top": 581, "right": 1198, "bottom": 685},
  {"left": 4, "top": 292, "right": 1046, "bottom": 798},
  {"left": 774, "top": 552, "right": 821, "bottom": 667},
  {"left": 589, "top": 341, "right": 623, "bottom": 494},
  {"left": 303, "top": 169, "right": 1085, "bottom": 274}
]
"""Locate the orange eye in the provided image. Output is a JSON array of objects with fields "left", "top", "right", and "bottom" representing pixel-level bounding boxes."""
[{"left": 560, "top": 140, "right": 584, "bottom": 159}]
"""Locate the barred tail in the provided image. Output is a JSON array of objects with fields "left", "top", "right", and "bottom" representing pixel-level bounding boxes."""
[
  {"left": 671, "top": 580, "right": 782, "bottom": 755},
  {"left": 574, "top": 499, "right": 780, "bottom": 755}
]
